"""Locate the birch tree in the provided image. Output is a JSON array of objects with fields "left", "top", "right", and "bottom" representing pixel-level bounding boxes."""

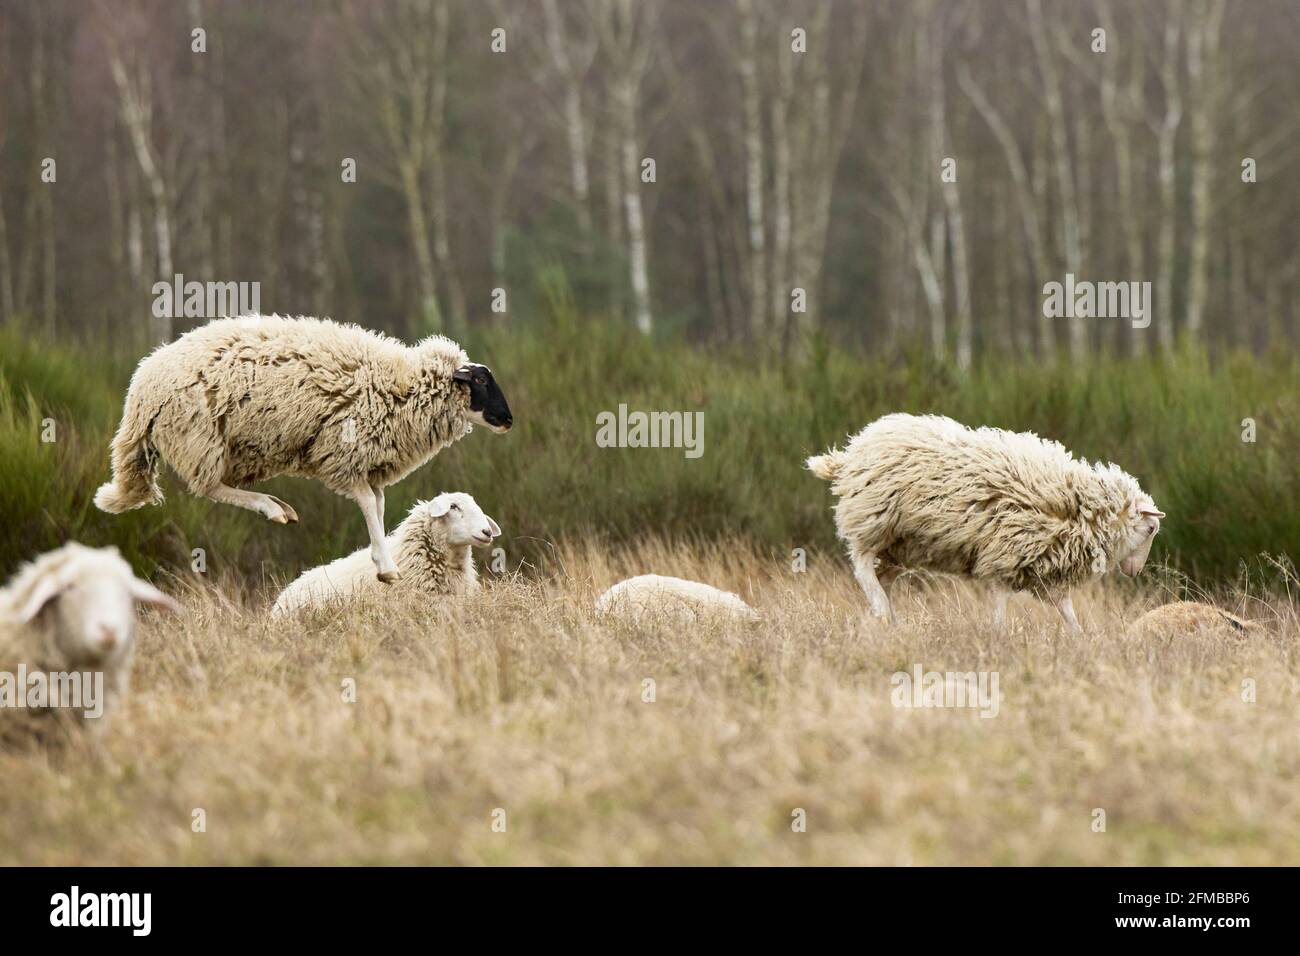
[
  {"left": 104, "top": 12, "right": 175, "bottom": 342},
  {"left": 1185, "top": 0, "right": 1227, "bottom": 339},
  {"left": 342, "top": 0, "right": 463, "bottom": 334},
  {"left": 588, "top": 0, "right": 658, "bottom": 334}
]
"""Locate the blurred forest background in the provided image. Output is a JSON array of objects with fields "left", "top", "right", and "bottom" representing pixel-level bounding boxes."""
[
  {"left": 0, "top": 0, "right": 1297, "bottom": 587},
  {"left": 1, "top": 0, "right": 1298, "bottom": 356}
]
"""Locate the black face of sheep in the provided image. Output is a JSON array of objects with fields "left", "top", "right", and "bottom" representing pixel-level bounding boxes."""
[{"left": 454, "top": 363, "right": 513, "bottom": 433}]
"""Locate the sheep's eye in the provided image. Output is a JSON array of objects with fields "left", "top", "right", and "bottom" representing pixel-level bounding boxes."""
[
  {"left": 450, "top": 503, "right": 460, "bottom": 512},
  {"left": 474, "top": 373, "right": 486, "bottom": 385}
]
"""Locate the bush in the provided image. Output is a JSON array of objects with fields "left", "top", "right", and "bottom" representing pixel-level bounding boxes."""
[{"left": 1, "top": 313, "right": 1295, "bottom": 590}]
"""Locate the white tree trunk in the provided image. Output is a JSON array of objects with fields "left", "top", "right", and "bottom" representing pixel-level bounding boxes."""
[
  {"left": 1186, "top": 0, "right": 1226, "bottom": 339},
  {"left": 1154, "top": 15, "right": 1184, "bottom": 352},
  {"left": 621, "top": 122, "right": 652, "bottom": 335},
  {"left": 542, "top": 0, "right": 593, "bottom": 235},
  {"left": 1028, "top": 0, "right": 1084, "bottom": 360},
  {"left": 109, "top": 55, "right": 173, "bottom": 342},
  {"left": 737, "top": 0, "right": 768, "bottom": 338}
]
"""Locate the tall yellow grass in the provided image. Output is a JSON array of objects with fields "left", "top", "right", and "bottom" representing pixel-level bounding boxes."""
[{"left": 2, "top": 539, "right": 1296, "bottom": 865}]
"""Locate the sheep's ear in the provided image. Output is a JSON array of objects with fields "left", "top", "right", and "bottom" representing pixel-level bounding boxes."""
[
  {"left": 129, "top": 578, "right": 182, "bottom": 615},
  {"left": 487, "top": 517, "right": 502, "bottom": 537},
  {"left": 1140, "top": 508, "right": 1166, "bottom": 519},
  {"left": 452, "top": 366, "right": 473, "bottom": 384},
  {"left": 427, "top": 498, "right": 452, "bottom": 518},
  {"left": 16, "top": 575, "right": 68, "bottom": 624}
]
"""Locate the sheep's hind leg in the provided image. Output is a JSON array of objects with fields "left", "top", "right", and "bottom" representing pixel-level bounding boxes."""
[
  {"left": 352, "top": 484, "right": 400, "bottom": 583},
  {"left": 878, "top": 564, "right": 902, "bottom": 595},
  {"left": 851, "top": 550, "right": 895, "bottom": 623},
  {"left": 266, "top": 495, "right": 298, "bottom": 523},
  {"left": 992, "top": 587, "right": 1010, "bottom": 628},
  {"left": 206, "top": 484, "right": 298, "bottom": 524},
  {"left": 1052, "top": 591, "right": 1082, "bottom": 634}
]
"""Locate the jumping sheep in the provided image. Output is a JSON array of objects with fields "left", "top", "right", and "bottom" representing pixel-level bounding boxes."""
[
  {"left": 807, "top": 413, "right": 1164, "bottom": 631},
  {"left": 94, "top": 314, "right": 513, "bottom": 582},
  {"left": 272, "top": 492, "right": 501, "bottom": 614},
  {"left": 0, "top": 543, "right": 180, "bottom": 731},
  {"left": 1131, "top": 601, "right": 1259, "bottom": 640},
  {"left": 595, "top": 575, "right": 761, "bottom": 628}
]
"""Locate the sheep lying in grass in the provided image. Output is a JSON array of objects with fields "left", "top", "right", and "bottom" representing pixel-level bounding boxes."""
[
  {"left": 273, "top": 492, "right": 501, "bottom": 614},
  {"left": 0, "top": 543, "right": 180, "bottom": 734},
  {"left": 595, "top": 575, "right": 760, "bottom": 628},
  {"left": 807, "top": 413, "right": 1164, "bottom": 632},
  {"left": 95, "top": 314, "right": 513, "bottom": 583},
  {"left": 1131, "top": 601, "right": 1259, "bottom": 640}
]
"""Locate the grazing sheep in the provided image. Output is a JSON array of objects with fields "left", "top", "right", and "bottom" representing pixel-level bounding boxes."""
[
  {"left": 94, "top": 314, "right": 513, "bottom": 582},
  {"left": 595, "top": 575, "right": 760, "bottom": 628},
  {"left": 0, "top": 543, "right": 180, "bottom": 733},
  {"left": 272, "top": 492, "right": 501, "bottom": 614},
  {"left": 807, "top": 413, "right": 1164, "bottom": 631},
  {"left": 1131, "top": 601, "right": 1259, "bottom": 640}
]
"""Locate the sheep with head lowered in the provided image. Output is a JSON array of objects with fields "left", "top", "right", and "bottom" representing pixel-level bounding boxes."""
[
  {"left": 94, "top": 314, "right": 513, "bottom": 583},
  {"left": 807, "top": 413, "right": 1164, "bottom": 631},
  {"left": 0, "top": 543, "right": 180, "bottom": 734},
  {"left": 273, "top": 492, "right": 501, "bottom": 614},
  {"left": 595, "top": 575, "right": 761, "bottom": 629}
]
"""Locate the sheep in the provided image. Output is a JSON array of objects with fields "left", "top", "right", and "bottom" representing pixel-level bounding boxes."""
[
  {"left": 0, "top": 543, "right": 180, "bottom": 734},
  {"left": 806, "top": 413, "right": 1164, "bottom": 632},
  {"left": 272, "top": 492, "right": 501, "bottom": 614},
  {"left": 94, "top": 314, "right": 513, "bottom": 583},
  {"left": 1131, "top": 601, "right": 1259, "bottom": 640},
  {"left": 595, "top": 575, "right": 761, "bottom": 628}
]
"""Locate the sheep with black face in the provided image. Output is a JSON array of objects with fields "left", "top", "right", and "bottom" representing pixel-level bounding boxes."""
[
  {"left": 94, "top": 314, "right": 513, "bottom": 582},
  {"left": 453, "top": 363, "right": 513, "bottom": 434}
]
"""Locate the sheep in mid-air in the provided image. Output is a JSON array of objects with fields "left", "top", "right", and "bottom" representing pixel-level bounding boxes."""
[
  {"left": 0, "top": 543, "right": 180, "bottom": 733},
  {"left": 595, "top": 574, "right": 760, "bottom": 628},
  {"left": 1131, "top": 601, "right": 1259, "bottom": 640},
  {"left": 94, "top": 314, "right": 513, "bottom": 582},
  {"left": 272, "top": 492, "right": 501, "bottom": 614},
  {"left": 807, "top": 413, "right": 1164, "bottom": 631}
]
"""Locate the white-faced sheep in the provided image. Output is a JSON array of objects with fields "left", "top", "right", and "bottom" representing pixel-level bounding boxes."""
[
  {"left": 807, "top": 413, "right": 1164, "bottom": 631},
  {"left": 94, "top": 314, "right": 513, "bottom": 582},
  {"left": 0, "top": 543, "right": 180, "bottom": 733},
  {"left": 272, "top": 492, "right": 500, "bottom": 614},
  {"left": 595, "top": 575, "right": 761, "bottom": 628},
  {"left": 1131, "top": 601, "right": 1259, "bottom": 640}
]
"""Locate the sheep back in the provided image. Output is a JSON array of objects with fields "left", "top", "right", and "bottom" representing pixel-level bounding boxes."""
[
  {"left": 595, "top": 575, "right": 760, "bottom": 628},
  {"left": 1130, "top": 601, "right": 1259, "bottom": 640}
]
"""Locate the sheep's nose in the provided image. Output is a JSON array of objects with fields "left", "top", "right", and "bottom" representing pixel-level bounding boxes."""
[
  {"left": 98, "top": 626, "right": 119, "bottom": 651},
  {"left": 482, "top": 528, "right": 495, "bottom": 539}
]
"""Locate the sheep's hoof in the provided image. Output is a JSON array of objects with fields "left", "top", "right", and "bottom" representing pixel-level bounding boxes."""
[
  {"left": 267, "top": 496, "right": 299, "bottom": 523},
  {"left": 268, "top": 512, "right": 290, "bottom": 525},
  {"left": 377, "top": 570, "right": 401, "bottom": 584}
]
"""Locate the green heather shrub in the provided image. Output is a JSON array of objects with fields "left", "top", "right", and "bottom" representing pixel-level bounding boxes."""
[{"left": 1, "top": 311, "right": 1295, "bottom": 591}]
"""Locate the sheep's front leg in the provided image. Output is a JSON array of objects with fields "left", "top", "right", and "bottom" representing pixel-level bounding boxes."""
[
  {"left": 352, "top": 484, "right": 400, "bottom": 583},
  {"left": 1052, "top": 591, "right": 1082, "bottom": 633},
  {"left": 851, "top": 550, "right": 895, "bottom": 623},
  {"left": 992, "top": 587, "right": 1010, "bottom": 628}
]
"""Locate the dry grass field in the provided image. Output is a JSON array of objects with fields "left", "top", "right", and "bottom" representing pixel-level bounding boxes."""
[{"left": 2, "top": 538, "right": 1297, "bottom": 866}]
